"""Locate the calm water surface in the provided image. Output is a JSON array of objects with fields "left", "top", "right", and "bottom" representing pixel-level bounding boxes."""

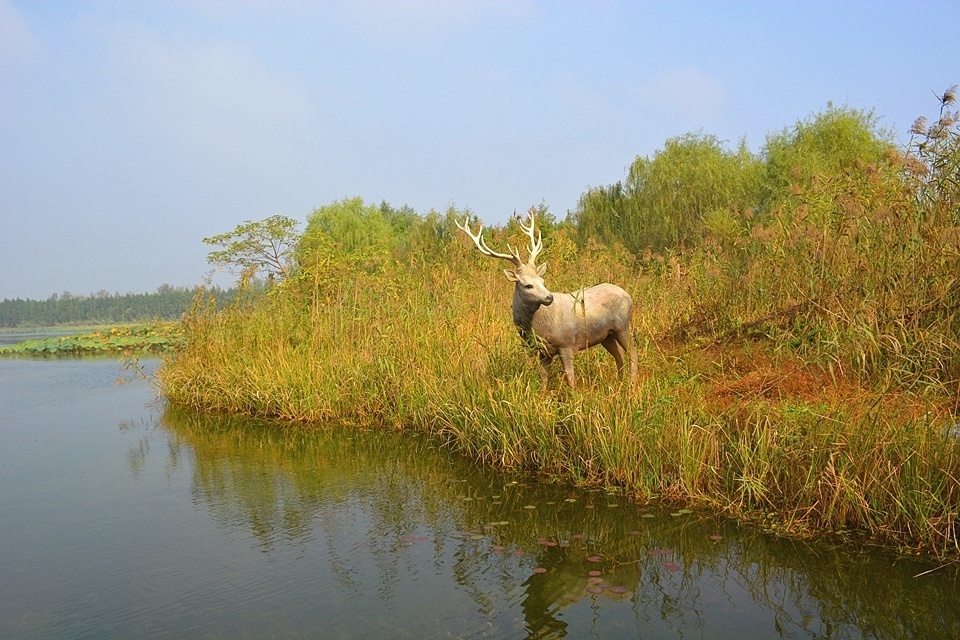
[
  {"left": 1, "top": 358, "right": 959, "bottom": 639},
  {"left": 0, "top": 330, "right": 74, "bottom": 346}
]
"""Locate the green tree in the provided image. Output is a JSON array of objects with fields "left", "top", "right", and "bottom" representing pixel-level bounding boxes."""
[
  {"left": 203, "top": 215, "right": 300, "bottom": 283},
  {"left": 297, "top": 197, "right": 396, "bottom": 270},
  {"left": 0, "top": 284, "right": 229, "bottom": 327},
  {"left": 570, "top": 182, "right": 626, "bottom": 249},
  {"left": 403, "top": 205, "right": 464, "bottom": 262},
  {"left": 761, "top": 104, "right": 893, "bottom": 214},
  {"left": 572, "top": 133, "right": 762, "bottom": 254},
  {"left": 379, "top": 200, "right": 420, "bottom": 238}
]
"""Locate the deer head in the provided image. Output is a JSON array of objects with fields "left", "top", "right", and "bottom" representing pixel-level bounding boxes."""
[{"left": 456, "top": 208, "right": 554, "bottom": 307}]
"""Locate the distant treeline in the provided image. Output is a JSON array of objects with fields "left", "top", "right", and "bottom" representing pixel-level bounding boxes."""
[{"left": 0, "top": 284, "right": 237, "bottom": 328}]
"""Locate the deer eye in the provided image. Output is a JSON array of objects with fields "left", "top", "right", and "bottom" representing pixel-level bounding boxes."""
[{"left": 524, "top": 284, "right": 534, "bottom": 289}]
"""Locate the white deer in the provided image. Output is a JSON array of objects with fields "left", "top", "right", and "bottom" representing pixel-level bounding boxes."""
[{"left": 457, "top": 208, "right": 637, "bottom": 388}]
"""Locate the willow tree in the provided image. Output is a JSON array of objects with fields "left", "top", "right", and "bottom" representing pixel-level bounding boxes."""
[
  {"left": 572, "top": 133, "right": 762, "bottom": 255},
  {"left": 761, "top": 104, "right": 895, "bottom": 217}
]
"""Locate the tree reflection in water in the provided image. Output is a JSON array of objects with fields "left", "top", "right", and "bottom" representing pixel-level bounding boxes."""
[{"left": 156, "top": 407, "right": 960, "bottom": 639}]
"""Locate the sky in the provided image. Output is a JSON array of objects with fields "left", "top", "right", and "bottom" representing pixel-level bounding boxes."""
[{"left": 1, "top": 0, "right": 958, "bottom": 300}]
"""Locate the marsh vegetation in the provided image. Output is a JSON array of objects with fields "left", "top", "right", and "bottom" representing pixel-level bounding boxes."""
[
  {"left": 160, "top": 91, "right": 960, "bottom": 557},
  {"left": 0, "top": 323, "right": 182, "bottom": 355}
]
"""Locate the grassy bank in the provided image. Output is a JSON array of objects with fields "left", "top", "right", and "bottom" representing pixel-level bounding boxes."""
[
  {"left": 159, "top": 97, "right": 960, "bottom": 557},
  {"left": 159, "top": 239, "right": 959, "bottom": 556}
]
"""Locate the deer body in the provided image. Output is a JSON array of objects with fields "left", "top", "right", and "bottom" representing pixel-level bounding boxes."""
[{"left": 459, "top": 210, "right": 637, "bottom": 388}]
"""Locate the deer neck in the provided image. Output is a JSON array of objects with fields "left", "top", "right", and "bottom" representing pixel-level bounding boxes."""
[{"left": 511, "top": 287, "right": 547, "bottom": 348}]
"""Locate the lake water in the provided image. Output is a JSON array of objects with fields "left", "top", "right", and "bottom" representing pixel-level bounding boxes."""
[
  {"left": 2, "top": 357, "right": 959, "bottom": 639},
  {"left": 0, "top": 331, "right": 74, "bottom": 346}
]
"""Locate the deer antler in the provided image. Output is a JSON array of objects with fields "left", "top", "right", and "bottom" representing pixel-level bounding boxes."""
[
  {"left": 457, "top": 208, "right": 545, "bottom": 268},
  {"left": 518, "top": 206, "right": 543, "bottom": 267},
  {"left": 456, "top": 217, "right": 523, "bottom": 267}
]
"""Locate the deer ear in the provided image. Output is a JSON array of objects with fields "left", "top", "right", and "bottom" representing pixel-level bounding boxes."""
[
  {"left": 503, "top": 269, "right": 519, "bottom": 282},
  {"left": 537, "top": 262, "right": 548, "bottom": 276}
]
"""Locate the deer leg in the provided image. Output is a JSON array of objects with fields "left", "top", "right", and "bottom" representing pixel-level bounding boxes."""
[
  {"left": 601, "top": 335, "right": 625, "bottom": 376},
  {"left": 559, "top": 348, "right": 577, "bottom": 388},
  {"left": 612, "top": 328, "right": 637, "bottom": 384},
  {"left": 538, "top": 353, "right": 552, "bottom": 386}
]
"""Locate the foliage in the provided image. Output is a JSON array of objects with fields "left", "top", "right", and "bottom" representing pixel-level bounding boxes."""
[
  {"left": 0, "top": 284, "right": 232, "bottom": 328},
  {"left": 403, "top": 205, "right": 463, "bottom": 262},
  {"left": 761, "top": 104, "right": 895, "bottom": 213},
  {"left": 203, "top": 214, "right": 300, "bottom": 283},
  {"left": 0, "top": 322, "right": 182, "bottom": 355},
  {"left": 572, "top": 133, "right": 763, "bottom": 254},
  {"left": 291, "top": 199, "right": 474, "bottom": 300},
  {"left": 571, "top": 107, "right": 892, "bottom": 256},
  {"left": 296, "top": 197, "right": 395, "bottom": 271},
  {"left": 667, "top": 100, "right": 960, "bottom": 391}
]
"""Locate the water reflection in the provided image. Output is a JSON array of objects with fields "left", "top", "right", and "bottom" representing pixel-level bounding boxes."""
[{"left": 158, "top": 406, "right": 960, "bottom": 639}]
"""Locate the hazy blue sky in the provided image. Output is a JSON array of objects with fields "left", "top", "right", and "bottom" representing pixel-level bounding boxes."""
[{"left": 2, "top": 1, "right": 957, "bottom": 300}]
